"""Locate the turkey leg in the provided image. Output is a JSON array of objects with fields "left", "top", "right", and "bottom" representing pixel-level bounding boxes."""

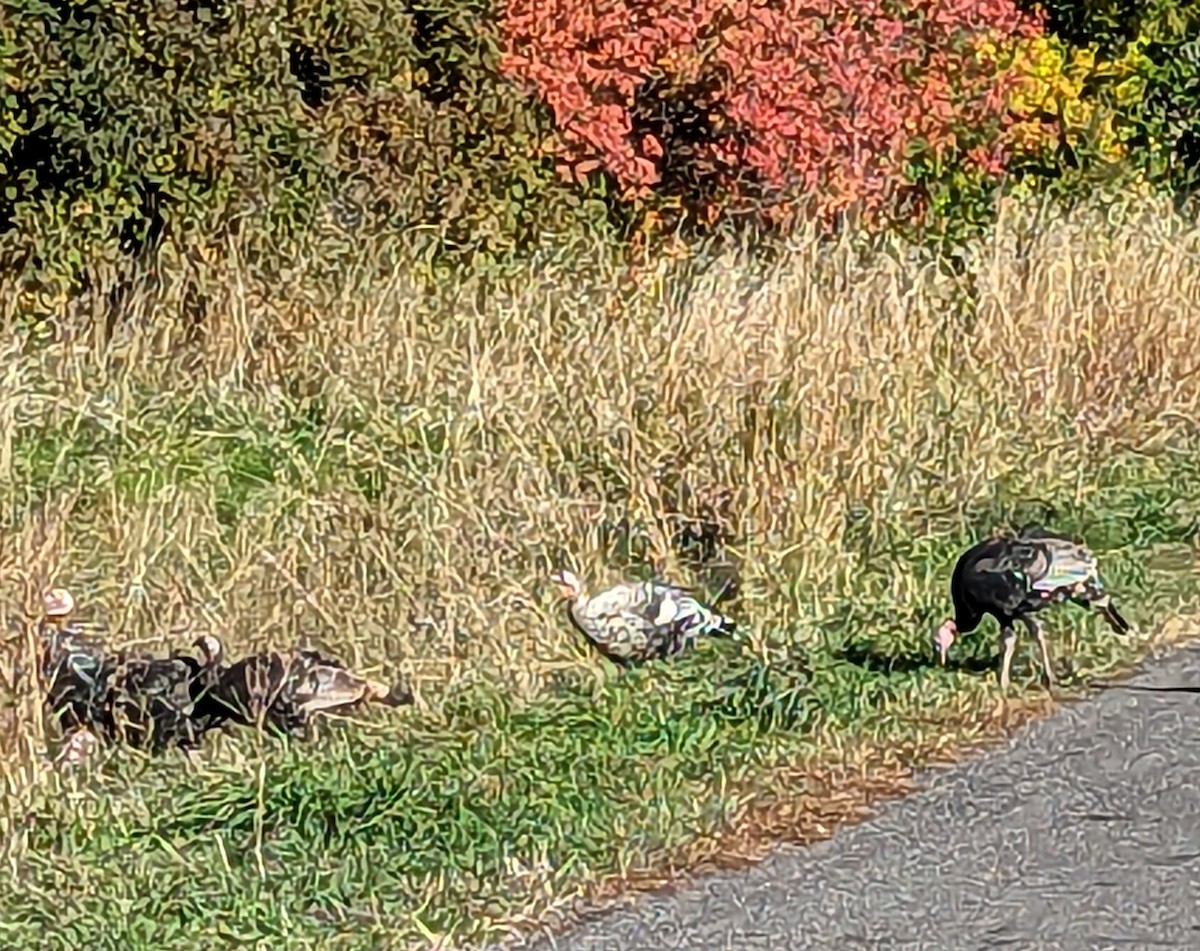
[
  {"left": 998, "top": 625, "right": 1019, "bottom": 691},
  {"left": 1022, "top": 616, "right": 1056, "bottom": 690}
]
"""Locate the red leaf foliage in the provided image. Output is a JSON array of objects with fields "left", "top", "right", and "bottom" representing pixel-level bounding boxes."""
[{"left": 498, "top": 0, "right": 1045, "bottom": 224}]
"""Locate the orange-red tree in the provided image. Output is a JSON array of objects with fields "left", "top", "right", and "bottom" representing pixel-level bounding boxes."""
[{"left": 498, "top": 0, "right": 1046, "bottom": 226}]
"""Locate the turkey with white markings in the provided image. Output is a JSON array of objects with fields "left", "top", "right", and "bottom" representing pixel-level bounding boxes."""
[
  {"left": 933, "top": 528, "right": 1133, "bottom": 690},
  {"left": 549, "top": 568, "right": 736, "bottom": 667},
  {"left": 37, "top": 587, "right": 112, "bottom": 741}
]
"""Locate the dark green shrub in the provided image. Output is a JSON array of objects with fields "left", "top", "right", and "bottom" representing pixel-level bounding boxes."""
[
  {"left": 1124, "top": 31, "right": 1200, "bottom": 205},
  {"left": 1025, "top": 1, "right": 1150, "bottom": 55},
  {"left": 0, "top": 0, "right": 611, "bottom": 318}
]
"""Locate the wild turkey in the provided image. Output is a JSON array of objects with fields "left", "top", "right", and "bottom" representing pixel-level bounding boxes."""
[
  {"left": 104, "top": 633, "right": 228, "bottom": 752},
  {"left": 38, "top": 587, "right": 229, "bottom": 754},
  {"left": 38, "top": 588, "right": 116, "bottom": 740},
  {"left": 933, "top": 528, "right": 1132, "bottom": 690},
  {"left": 548, "top": 568, "right": 737, "bottom": 667},
  {"left": 207, "top": 647, "right": 413, "bottom": 738}
]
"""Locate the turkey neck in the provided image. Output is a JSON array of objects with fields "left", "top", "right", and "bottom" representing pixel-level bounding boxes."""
[
  {"left": 566, "top": 593, "right": 591, "bottom": 628},
  {"left": 951, "top": 545, "right": 988, "bottom": 634}
]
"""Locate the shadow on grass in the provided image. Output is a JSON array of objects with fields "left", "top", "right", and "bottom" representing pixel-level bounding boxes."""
[
  {"left": 833, "top": 642, "right": 998, "bottom": 676},
  {"left": 834, "top": 641, "right": 1103, "bottom": 694},
  {"left": 689, "top": 650, "right": 816, "bottom": 734}
]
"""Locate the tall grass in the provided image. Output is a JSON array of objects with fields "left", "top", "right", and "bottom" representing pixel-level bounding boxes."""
[
  {"left": 4, "top": 195, "right": 1200, "bottom": 705},
  {"left": 1, "top": 194, "right": 1200, "bottom": 948}
]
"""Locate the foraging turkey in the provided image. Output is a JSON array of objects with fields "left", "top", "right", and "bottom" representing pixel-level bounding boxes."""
[
  {"left": 206, "top": 647, "right": 414, "bottom": 738},
  {"left": 105, "top": 633, "right": 228, "bottom": 751},
  {"left": 38, "top": 587, "right": 229, "bottom": 754},
  {"left": 548, "top": 568, "right": 737, "bottom": 667},
  {"left": 38, "top": 587, "right": 116, "bottom": 740},
  {"left": 933, "top": 528, "right": 1132, "bottom": 690}
]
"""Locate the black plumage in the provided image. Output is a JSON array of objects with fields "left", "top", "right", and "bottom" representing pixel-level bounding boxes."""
[
  {"left": 37, "top": 588, "right": 229, "bottom": 755},
  {"left": 38, "top": 588, "right": 122, "bottom": 743},
  {"left": 31, "top": 589, "right": 412, "bottom": 757},
  {"left": 104, "top": 634, "right": 228, "bottom": 751},
  {"left": 933, "top": 528, "right": 1132, "bottom": 690}
]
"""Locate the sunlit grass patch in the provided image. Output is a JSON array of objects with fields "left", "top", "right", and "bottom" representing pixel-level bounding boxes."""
[{"left": 2, "top": 195, "right": 1200, "bottom": 948}]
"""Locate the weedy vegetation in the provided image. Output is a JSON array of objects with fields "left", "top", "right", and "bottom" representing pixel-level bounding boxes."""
[{"left": 2, "top": 192, "right": 1200, "bottom": 948}]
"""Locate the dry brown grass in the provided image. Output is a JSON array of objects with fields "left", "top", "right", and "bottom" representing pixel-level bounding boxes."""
[{"left": 2, "top": 194, "right": 1199, "bottom": 754}]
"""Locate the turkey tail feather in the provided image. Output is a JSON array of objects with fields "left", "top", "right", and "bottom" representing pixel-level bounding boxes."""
[
  {"left": 713, "top": 614, "right": 737, "bottom": 637},
  {"left": 709, "top": 574, "right": 738, "bottom": 607},
  {"left": 1099, "top": 601, "right": 1131, "bottom": 635}
]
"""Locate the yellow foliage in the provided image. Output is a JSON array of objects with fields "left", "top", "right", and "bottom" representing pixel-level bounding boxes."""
[
  {"left": 1004, "top": 36, "right": 1113, "bottom": 159},
  {"left": 987, "top": 33, "right": 1157, "bottom": 164}
]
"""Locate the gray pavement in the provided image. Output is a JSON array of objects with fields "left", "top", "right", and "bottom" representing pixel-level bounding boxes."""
[{"left": 507, "top": 641, "right": 1200, "bottom": 951}]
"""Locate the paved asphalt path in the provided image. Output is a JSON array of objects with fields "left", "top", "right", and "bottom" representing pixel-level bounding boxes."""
[{"left": 505, "top": 641, "right": 1200, "bottom": 951}]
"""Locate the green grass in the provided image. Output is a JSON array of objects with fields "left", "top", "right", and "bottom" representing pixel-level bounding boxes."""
[
  {"left": 3, "top": 442, "right": 1198, "bottom": 950},
  {"left": 5, "top": 196, "right": 1200, "bottom": 948}
]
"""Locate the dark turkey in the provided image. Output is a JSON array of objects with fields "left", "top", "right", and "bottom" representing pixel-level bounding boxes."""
[
  {"left": 206, "top": 647, "right": 413, "bottom": 738},
  {"left": 933, "top": 528, "right": 1132, "bottom": 690},
  {"left": 104, "top": 633, "right": 227, "bottom": 752},
  {"left": 549, "top": 568, "right": 737, "bottom": 667},
  {"left": 38, "top": 587, "right": 229, "bottom": 754},
  {"left": 38, "top": 588, "right": 117, "bottom": 740}
]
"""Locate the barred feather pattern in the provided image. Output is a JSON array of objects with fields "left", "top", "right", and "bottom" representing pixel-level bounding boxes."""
[
  {"left": 562, "top": 575, "right": 736, "bottom": 665},
  {"left": 108, "top": 647, "right": 226, "bottom": 750},
  {"left": 30, "top": 589, "right": 411, "bottom": 755},
  {"left": 937, "top": 529, "right": 1133, "bottom": 691},
  {"left": 1005, "top": 536, "right": 1110, "bottom": 610},
  {"left": 40, "top": 625, "right": 226, "bottom": 752},
  {"left": 40, "top": 622, "right": 117, "bottom": 736},
  {"left": 208, "top": 648, "right": 412, "bottom": 738}
]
